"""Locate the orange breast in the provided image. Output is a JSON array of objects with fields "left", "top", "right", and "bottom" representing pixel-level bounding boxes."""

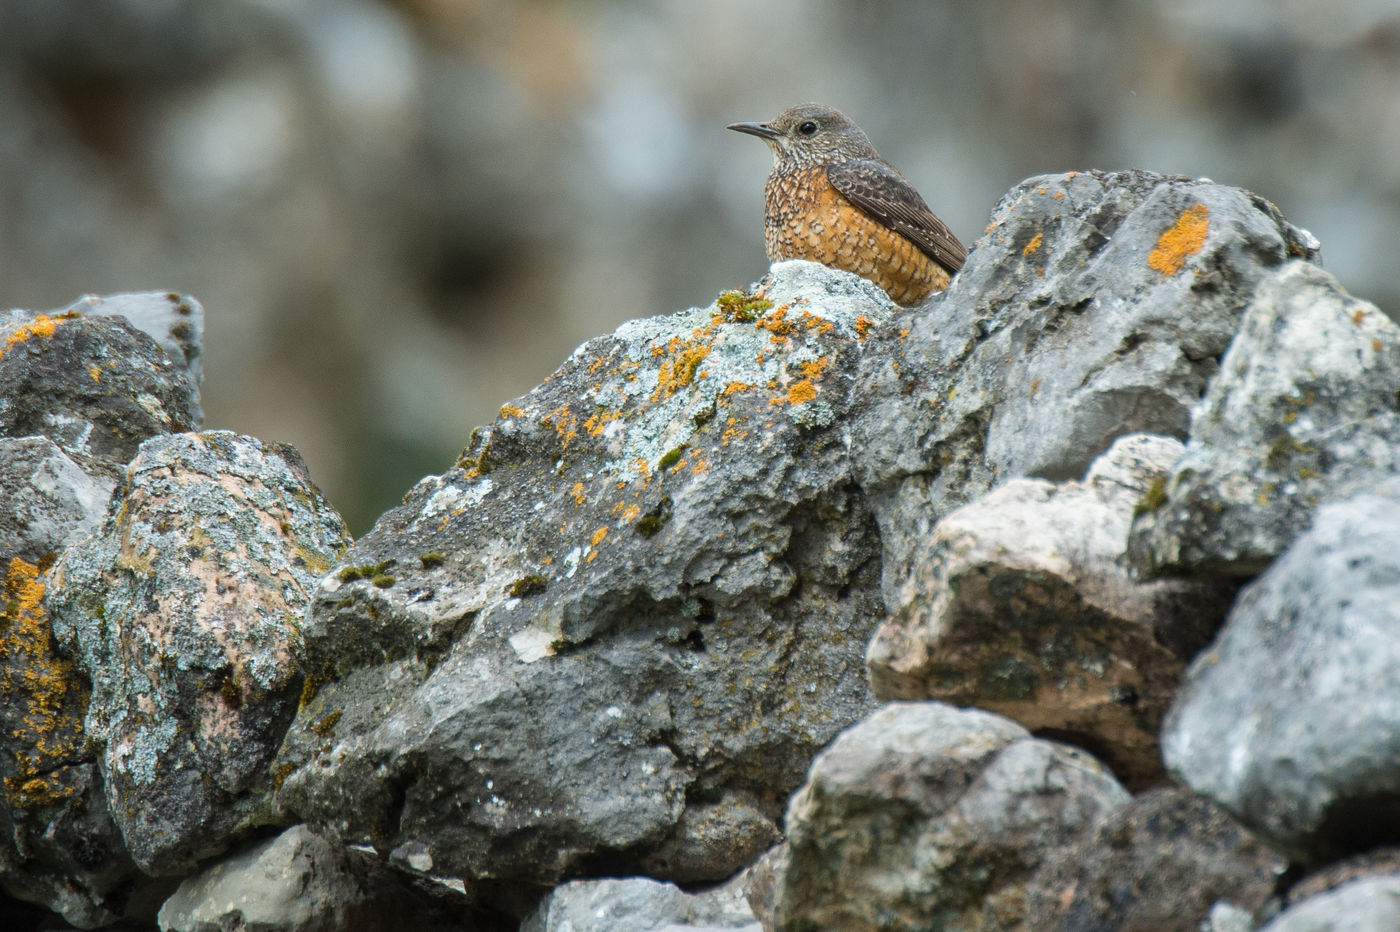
[{"left": 763, "top": 167, "right": 950, "bottom": 306}]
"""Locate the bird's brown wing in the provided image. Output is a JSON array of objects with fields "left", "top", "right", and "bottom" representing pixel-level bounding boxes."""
[{"left": 827, "top": 158, "right": 967, "bottom": 273}]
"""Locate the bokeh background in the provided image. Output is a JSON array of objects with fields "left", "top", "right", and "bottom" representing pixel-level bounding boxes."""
[{"left": 2, "top": 0, "right": 1397, "bottom": 534}]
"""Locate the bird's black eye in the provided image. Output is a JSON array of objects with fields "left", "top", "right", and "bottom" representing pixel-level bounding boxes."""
[{"left": 797, "top": 121, "right": 818, "bottom": 136}]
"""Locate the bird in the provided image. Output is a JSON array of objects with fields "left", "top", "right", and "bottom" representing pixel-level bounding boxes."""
[{"left": 727, "top": 103, "right": 966, "bottom": 306}]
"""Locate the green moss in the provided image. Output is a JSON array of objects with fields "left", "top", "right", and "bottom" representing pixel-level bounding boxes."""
[
  {"left": 219, "top": 673, "right": 242, "bottom": 710},
  {"left": 371, "top": 574, "right": 396, "bottom": 588},
  {"left": 1133, "top": 475, "right": 1168, "bottom": 516},
  {"left": 418, "top": 552, "right": 445, "bottom": 569},
  {"left": 635, "top": 497, "right": 673, "bottom": 538},
  {"left": 508, "top": 574, "right": 548, "bottom": 598},
  {"left": 337, "top": 559, "right": 396, "bottom": 584},
  {"left": 715, "top": 289, "right": 774, "bottom": 323},
  {"left": 658, "top": 445, "right": 686, "bottom": 471}
]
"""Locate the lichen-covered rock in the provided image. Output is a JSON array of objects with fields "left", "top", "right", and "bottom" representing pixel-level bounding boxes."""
[
  {"left": 0, "top": 553, "right": 139, "bottom": 929},
  {"left": 768, "top": 702, "right": 1130, "bottom": 932},
  {"left": 1131, "top": 261, "right": 1400, "bottom": 576},
  {"left": 1259, "top": 875, "right": 1400, "bottom": 932},
  {"left": 852, "top": 170, "right": 1318, "bottom": 599},
  {"left": 522, "top": 875, "right": 760, "bottom": 932},
  {"left": 1031, "top": 787, "right": 1284, "bottom": 931},
  {"left": 274, "top": 262, "right": 893, "bottom": 886},
  {"left": 156, "top": 824, "right": 510, "bottom": 932},
  {"left": 46, "top": 431, "right": 351, "bottom": 876},
  {"left": 1162, "top": 482, "right": 1400, "bottom": 861},
  {"left": 57, "top": 292, "right": 205, "bottom": 422},
  {"left": 867, "top": 433, "right": 1234, "bottom": 788},
  {"left": 0, "top": 308, "right": 200, "bottom": 475}
]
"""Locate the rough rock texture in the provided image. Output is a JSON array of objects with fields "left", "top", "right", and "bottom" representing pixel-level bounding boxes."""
[
  {"left": 0, "top": 309, "right": 200, "bottom": 477},
  {"left": 850, "top": 170, "right": 1318, "bottom": 599},
  {"left": 1162, "top": 483, "right": 1400, "bottom": 862},
  {"left": 522, "top": 875, "right": 760, "bottom": 932},
  {"left": 1032, "top": 787, "right": 1284, "bottom": 931},
  {"left": 0, "top": 436, "right": 115, "bottom": 567},
  {"left": 156, "top": 824, "right": 510, "bottom": 932},
  {"left": 767, "top": 701, "right": 1130, "bottom": 932},
  {"left": 1131, "top": 261, "right": 1400, "bottom": 576},
  {"left": 868, "top": 433, "right": 1234, "bottom": 788},
  {"left": 1259, "top": 876, "right": 1400, "bottom": 932},
  {"left": 274, "top": 262, "right": 892, "bottom": 887},
  {"left": 57, "top": 293, "right": 205, "bottom": 421},
  {"left": 46, "top": 431, "right": 351, "bottom": 876}
]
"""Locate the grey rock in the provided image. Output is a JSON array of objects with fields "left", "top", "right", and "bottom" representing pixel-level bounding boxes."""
[
  {"left": 0, "top": 436, "right": 115, "bottom": 564},
  {"left": 157, "top": 824, "right": 508, "bottom": 932},
  {"left": 46, "top": 431, "right": 351, "bottom": 875},
  {"left": 274, "top": 262, "right": 892, "bottom": 885},
  {"left": 1032, "top": 787, "right": 1283, "bottom": 931},
  {"left": 1162, "top": 482, "right": 1400, "bottom": 860},
  {"left": 1130, "top": 261, "right": 1400, "bottom": 575},
  {"left": 0, "top": 308, "right": 200, "bottom": 474},
  {"left": 769, "top": 701, "right": 1130, "bottom": 932},
  {"left": 59, "top": 292, "right": 205, "bottom": 419},
  {"left": 1207, "top": 902, "right": 1260, "bottom": 932},
  {"left": 522, "top": 875, "right": 760, "bottom": 932},
  {"left": 851, "top": 170, "right": 1317, "bottom": 601},
  {"left": 867, "top": 433, "right": 1234, "bottom": 788},
  {"left": 1258, "top": 876, "right": 1400, "bottom": 932}
]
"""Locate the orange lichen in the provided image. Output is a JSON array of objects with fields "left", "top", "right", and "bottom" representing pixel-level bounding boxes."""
[
  {"left": 1352, "top": 309, "right": 1369, "bottom": 326},
  {"left": 499, "top": 403, "right": 524, "bottom": 418},
  {"left": 541, "top": 405, "right": 578, "bottom": 449},
  {"left": 1023, "top": 232, "right": 1044, "bottom": 256},
  {"left": 571, "top": 482, "right": 586, "bottom": 505},
  {"left": 854, "top": 316, "right": 874, "bottom": 339},
  {"left": 583, "top": 409, "right": 621, "bottom": 436},
  {"left": 1148, "top": 204, "right": 1210, "bottom": 276},
  {"left": 799, "top": 358, "right": 830, "bottom": 380},
  {"left": 620, "top": 504, "right": 641, "bottom": 523},
  {"left": 3, "top": 314, "right": 61, "bottom": 356},
  {"left": 591, "top": 526, "right": 608, "bottom": 547},
  {"left": 652, "top": 337, "right": 712, "bottom": 401},
  {"left": 0, "top": 557, "right": 89, "bottom": 808},
  {"left": 722, "top": 381, "right": 753, "bottom": 396},
  {"left": 771, "top": 379, "right": 818, "bottom": 406}
]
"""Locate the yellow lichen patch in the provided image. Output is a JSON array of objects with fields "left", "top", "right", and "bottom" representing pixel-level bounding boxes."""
[
  {"left": 770, "top": 379, "right": 818, "bottom": 406},
  {"left": 571, "top": 482, "right": 586, "bottom": 505},
  {"left": 591, "top": 526, "right": 608, "bottom": 547},
  {"left": 797, "top": 311, "right": 835, "bottom": 335},
  {"left": 854, "top": 316, "right": 874, "bottom": 339},
  {"left": 1053, "top": 191, "right": 1065, "bottom": 200},
  {"left": 1023, "top": 231, "right": 1044, "bottom": 256},
  {"left": 1148, "top": 204, "right": 1210, "bottom": 276},
  {"left": 541, "top": 405, "right": 578, "bottom": 450},
  {"left": 620, "top": 504, "right": 641, "bottom": 523},
  {"left": 0, "top": 557, "right": 89, "bottom": 809},
  {"left": 722, "top": 381, "right": 753, "bottom": 396},
  {"left": 755, "top": 305, "right": 795, "bottom": 338},
  {"left": 583, "top": 409, "right": 621, "bottom": 436},
  {"left": 652, "top": 337, "right": 712, "bottom": 401},
  {"left": 799, "top": 358, "right": 830, "bottom": 380},
  {"left": 2, "top": 314, "right": 61, "bottom": 356},
  {"left": 499, "top": 403, "right": 524, "bottom": 419},
  {"left": 88, "top": 366, "right": 102, "bottom": 382}
]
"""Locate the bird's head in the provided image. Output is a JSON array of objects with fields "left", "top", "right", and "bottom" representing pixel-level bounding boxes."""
[{"left": 727, "top": 103, "right": 876, "bottom": 168}]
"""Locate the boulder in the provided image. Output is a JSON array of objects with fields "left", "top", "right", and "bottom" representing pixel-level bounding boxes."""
[
  {"left": 522, "top": 875, "right": 760, "bottom": 932},
  {"left": 1163, "top": 482, "right": 1400, "bottom": 861},
  {"left": 46, "top": 431, "right": 351, "bottom": 876}
]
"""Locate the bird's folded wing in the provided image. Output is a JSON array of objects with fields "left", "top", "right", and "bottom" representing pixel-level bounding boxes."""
[{"left": 827, "top": 158, "right": 967, "bottom": 273}]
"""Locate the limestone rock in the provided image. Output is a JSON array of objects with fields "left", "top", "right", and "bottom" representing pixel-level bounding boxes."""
[
  {"left": 768, "top": 701, "right": 1130, "bottom": 932},
  {"left": 0, "top": 308, "right": 200, "bottom": 476},
  {"left": 1163, "top": 482, "right": 1400, "bottom": 861},
  {"left": 156, "top": 824, "right": 509, "bottom": 932},
  {"left": 1033, "top": 787, "right": 1284, "bottom": 931},
  {"left": 58, "top": 292, "right": 205, "bottom": 420},
  {"left": 868, "top": 433, "right": 1234, "bottom": 788},
  {"left": 1131, "top": 261, "right": 1400, "bottom": 576},
  {"left": 1258, "top": 876, "right": 1400, "bottom": 932},
  {"left": 274, "top": 262, "right": 892, "bottom": 886},
  {"left": 0, "top": 437, "right": 115, "bottom": 564},
  {"left": 851, "top": 170, "right": 1318, "bottom": 600},
  {"left": 522, "top": 875, "right": 760, "bottom": 932},
  {"left": 46, "top": 431, "right": 351, "bottom": 876}
]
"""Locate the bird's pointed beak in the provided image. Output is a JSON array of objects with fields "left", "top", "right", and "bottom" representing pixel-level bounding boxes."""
[{"left": 727, "top": 121, "right": 781, "bottom": 141}]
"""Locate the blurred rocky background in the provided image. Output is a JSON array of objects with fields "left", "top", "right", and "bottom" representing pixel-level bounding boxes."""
[{"left": 1, "top": 0, "right": 1397, "bottom": 532}]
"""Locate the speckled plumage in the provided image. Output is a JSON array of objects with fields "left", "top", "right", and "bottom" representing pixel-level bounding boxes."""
[{"left": 729, "top": 104, "right": 966, "bottom": 306}]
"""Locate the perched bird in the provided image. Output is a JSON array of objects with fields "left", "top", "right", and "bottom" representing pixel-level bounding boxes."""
[{"left": 728, "top": 103, "right": 966, "bottom": 306}]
